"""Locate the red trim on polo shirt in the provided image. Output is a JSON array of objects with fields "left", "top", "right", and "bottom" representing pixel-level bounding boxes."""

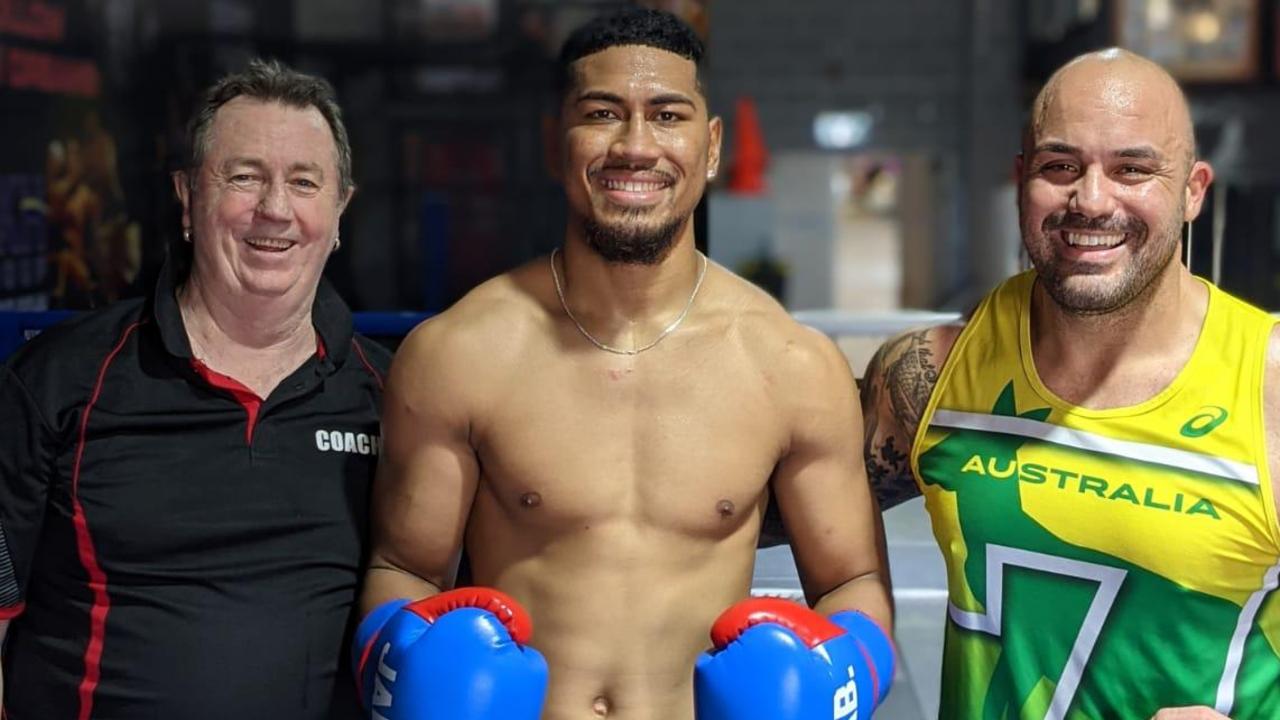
[
  {"left": 350, "top": 339, "right": 383, "bottom": 390},
  {"left": 190, "top": 359, "right": 262, "bottom": 445},
  {"left": 187, "top": 338, "right": 328, "bottom": 444},
  {"left": 72, "top": 320, "right": 146, "bottom": 720}
]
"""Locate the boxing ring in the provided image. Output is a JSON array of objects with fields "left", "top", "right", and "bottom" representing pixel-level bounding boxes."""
[{"left": 0, "top": 309, "right": 431, "bottom": 359}]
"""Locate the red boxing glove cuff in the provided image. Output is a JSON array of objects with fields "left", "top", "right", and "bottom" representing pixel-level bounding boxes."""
[
  {"left": 406, "top": 586, "right": 534, "bottom": 644},
  {"left": 710, "top": 597, "right": 844, "bottom": 650}
]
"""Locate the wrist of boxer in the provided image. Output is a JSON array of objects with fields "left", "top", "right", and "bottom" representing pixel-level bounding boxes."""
[
  {"left": 828, "top": 609, "right": 896, "bottom": 708},
  {"left": 353, "top": 597, "right": 412, "bottom": 687},
  {"left": 352, "top": 587, "right": 549, "bottom": 719},
  {"left": 695, "top": 598, "right": 896, "bottom": 720}
]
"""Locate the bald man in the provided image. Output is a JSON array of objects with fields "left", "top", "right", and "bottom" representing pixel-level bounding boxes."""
[{"left": 863, "top": 49, "right": 1280, "bottom": 719}]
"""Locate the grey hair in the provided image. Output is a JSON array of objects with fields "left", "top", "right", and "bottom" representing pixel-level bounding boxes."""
[{"left": 185, "top": 58, "right": 353, "bottom": 195}]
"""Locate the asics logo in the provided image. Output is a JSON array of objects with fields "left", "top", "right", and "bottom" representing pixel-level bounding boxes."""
[{"left": 1179, "top": 406, "right": 1228, "bottom": 438}]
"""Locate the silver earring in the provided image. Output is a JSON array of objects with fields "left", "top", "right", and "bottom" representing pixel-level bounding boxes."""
[{"left": 182, "top": 227, "right": 192, "bottom": 243}]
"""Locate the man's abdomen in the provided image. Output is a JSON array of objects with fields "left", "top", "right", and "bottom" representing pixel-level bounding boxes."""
[{"left": 472, "top": 513, "right": 759, "bottom": 720}]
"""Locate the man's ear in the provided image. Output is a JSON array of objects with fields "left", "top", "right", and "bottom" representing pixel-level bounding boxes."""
[
  {"left": 542, "top": 111, "right": 562, "bottom": 182},
  {"left": 172, "top": 171, "right": 192, "bottom": 229},
  {"left": 1183, "top": 160, "right": 1214, "bottom": 222},
  {"left": 339, "top": 184, "right": 356, "bottom": 214},
  {"left": 707, "top": 115, "right": 723, "bottom": 181}
]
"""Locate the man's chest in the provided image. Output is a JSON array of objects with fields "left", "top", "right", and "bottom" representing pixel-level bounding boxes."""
[
  {"left": 51, "top": 376, "right": 381, "bottom": 576},
  {"left": 473, "top": 359, "right": 788, "bottom": 529},
  {"left": 919, "top": 372, "right": 1280, "bottom": 607}
]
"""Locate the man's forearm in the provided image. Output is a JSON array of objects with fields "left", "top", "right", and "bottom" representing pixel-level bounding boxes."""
[
  {"left": 812, "top": 571, "right": 894, "bottom": 631},
  {"left": 359, "top": 564, "right": 444, "bottom": 618}
]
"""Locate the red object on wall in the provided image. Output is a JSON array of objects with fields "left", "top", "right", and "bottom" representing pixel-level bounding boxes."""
[{"left": 727, "top": 96, "right": 768, "bottom": 195}]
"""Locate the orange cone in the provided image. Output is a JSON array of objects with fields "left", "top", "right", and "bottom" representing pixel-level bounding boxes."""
[{"left": 728, "top": 96, "right": 768, "bottom": 194}]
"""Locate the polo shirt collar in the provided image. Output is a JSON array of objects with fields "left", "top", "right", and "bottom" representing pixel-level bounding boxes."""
[{"left": 152, "top": 259, "right": 354, "bottom": 367}]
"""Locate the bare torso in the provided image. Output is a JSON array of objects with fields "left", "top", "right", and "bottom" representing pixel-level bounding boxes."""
[
  {"left": 469, "top": 306, "right": 786, "bottom": 719},
  {"left": 377, "top": 257, "right": 847, "bottom": 720}
]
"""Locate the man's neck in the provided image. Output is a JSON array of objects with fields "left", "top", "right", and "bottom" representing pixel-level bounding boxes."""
[
  {"left": 557, "top": 229, "right": 706, "bottom": 330},
  {"left": 1029, "top": 263, "right": 1208, "bottom": 407},
  {"left": 179, "top": 271, "right": 317, "bottom": 360}
]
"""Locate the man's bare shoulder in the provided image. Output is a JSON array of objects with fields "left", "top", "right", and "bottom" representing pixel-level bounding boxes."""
[
  {"left": 1261, "top": 324, "right": 1280, "bottom": 444},
  {"left": 871, "top": 323, "right": 965, "bottom": 382},
  {"left": 1266, "top": 324, "right": 1280, "bottom": 379},
  {"left": 391, "top": 260, "right": 553, "bottom": 395},
  {"left": 1259, "top": 324, "right": 1280, "bottom": 531},
  {"left": 863, "top": 321, "right": 966, "bottom": 419},
  {"left": 858, "top": 320, "right": 966, "bottom": 509},
  {"left": 409, "top": 259, "right": 552, "bottom": 349},
  {"left": 1255, "top": 323, "right": 1280, "bottom": 435},
  {"left": 711, "top": 268, "right": 849, "bottom": 387}
]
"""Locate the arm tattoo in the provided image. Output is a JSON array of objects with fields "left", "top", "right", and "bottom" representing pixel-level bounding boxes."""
[
  {"left": 884, "top": 331, "right": 939, "bottom": 433},
  {"left": 861, "top": 330, "right": 940, "bottom": 509}
]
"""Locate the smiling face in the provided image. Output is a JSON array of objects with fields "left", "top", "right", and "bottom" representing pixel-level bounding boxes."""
[
  {"left": 557, "top": 44, "right": 721, "bottom": 264},
  {"left": 1019, "top": 52, "right": 1212, "bottom": 314},
  {"left": 175, "top": 97, "right": 350, "bottom": 305}
]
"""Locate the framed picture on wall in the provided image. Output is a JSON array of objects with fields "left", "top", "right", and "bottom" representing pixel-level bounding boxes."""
[{"left": 1115, "top": 0, "right": 1259, "bottom": 81}]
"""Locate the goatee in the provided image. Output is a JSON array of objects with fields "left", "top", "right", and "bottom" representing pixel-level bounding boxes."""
[
  {"left": 583, "top": 211, "right": 687, "bottom": 265},
  {"left": 1030, "top": 209, "right": 1179, "bottom": 315}
]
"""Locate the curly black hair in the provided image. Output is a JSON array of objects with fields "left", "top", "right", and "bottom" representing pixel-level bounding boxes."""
[{"left": 556, "top": 7, "right": 705, "bottom": 98}]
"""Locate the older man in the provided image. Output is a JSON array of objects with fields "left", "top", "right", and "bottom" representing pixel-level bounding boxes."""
[
  {"left": 354, "top": 8, "right": 893, "bottom": 720},
  {"left": 0, "top": 60, "right": 389, "bottom": 718},
  {"left": 862, "top": 49, "right": 1280, "bottom": 718}
]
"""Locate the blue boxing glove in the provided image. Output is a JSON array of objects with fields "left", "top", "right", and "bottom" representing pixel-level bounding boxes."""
[
  {"left": 353, "top": 587, "right": 549, "bottom": 720},
  {"left": 695, "top": 597, "right": 895, "bottom": 720}
]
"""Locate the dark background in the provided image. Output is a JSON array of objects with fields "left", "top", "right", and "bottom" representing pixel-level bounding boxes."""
[{"left": 2, "top": 0, "right": 1279, "bottom": 317}]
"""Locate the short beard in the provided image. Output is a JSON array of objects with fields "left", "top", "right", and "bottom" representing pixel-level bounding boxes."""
[
  {"left": 583, "top": 211, "right": 687, "bottom": 265},
  {"left": 1029, "top": 208, "right": 1182, "bottom": 315}
]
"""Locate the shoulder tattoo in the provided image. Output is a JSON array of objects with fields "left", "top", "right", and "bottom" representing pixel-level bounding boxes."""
[{"left": 860, "top": 330, "right": 940, "bottom": 509}]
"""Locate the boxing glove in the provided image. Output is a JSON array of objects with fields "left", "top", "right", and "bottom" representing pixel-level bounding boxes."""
[
  {"left": 353, "top": 587, "right": 549, "bottom": 720},
  {"left": 694, "top": 598, "right": 895, "bottom": 720}
]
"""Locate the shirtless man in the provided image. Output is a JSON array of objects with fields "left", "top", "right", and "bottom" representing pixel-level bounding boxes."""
[
  {"left": 862, "top": 49, "right": 1280, "bottom": 719},
  {"left": 353, "top": 8, "right": 893, "bottom": 720}
]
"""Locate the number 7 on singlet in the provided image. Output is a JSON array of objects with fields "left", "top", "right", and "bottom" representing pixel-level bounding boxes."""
[{"left": 948, "top": 545, "right": 1127, "bottom": 720}]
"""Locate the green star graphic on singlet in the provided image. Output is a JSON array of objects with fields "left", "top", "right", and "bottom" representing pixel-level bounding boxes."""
[{"left": 917, "top": 383, "right": 1244, "bottom": 719}]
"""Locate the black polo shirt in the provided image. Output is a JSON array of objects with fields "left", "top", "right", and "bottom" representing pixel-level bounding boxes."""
[{"left": 0, "top": 266, "right": 391, "bottom": 719}]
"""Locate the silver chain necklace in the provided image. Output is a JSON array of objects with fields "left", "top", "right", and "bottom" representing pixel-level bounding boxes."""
[{"left": 550, "top": 247, "right": 708, "bottom": 356}]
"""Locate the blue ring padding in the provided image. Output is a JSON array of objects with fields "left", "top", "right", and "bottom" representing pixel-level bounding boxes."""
[
  {"left": 0, "top": 310, "right": 74, "bottom": 360},
  {"left": 0, "top": 310, "right": 434, "bottom": 360},
  {"left": 351, "top": 312, "right": 432, "bottom": 337}
]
